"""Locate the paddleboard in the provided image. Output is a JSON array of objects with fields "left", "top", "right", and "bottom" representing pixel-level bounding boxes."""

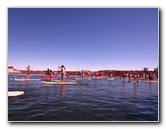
[
  {"left": 76, "top": 77, "right": 91, "bottom": 80},
  {"left": 93, "top": 77, "right": 101, "bottom": 79},
  {"left": 84, "top": 78, "right": 91, "bottom": 80},
  {"left": 8, "top": 91, "right": 24, "bottom": 96},
  {"left": 42, "top": 81, "right": 77, "bottom": 85},
  {"left": 144, "top": 80, "right": 158, "bottom": 83},
  {"left": 107, "top": 78, "right": 115, "bottom": 80},
  {"left": 44, "top": 80, "right": 61, "bottom": 82},
  {"left": 12, "top": 78, "right": 41, "bottom": 81}
]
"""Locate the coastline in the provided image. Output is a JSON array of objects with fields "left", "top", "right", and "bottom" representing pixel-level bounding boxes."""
[{"left": 8, "top": 69, "right": 158, "bottom": 78}]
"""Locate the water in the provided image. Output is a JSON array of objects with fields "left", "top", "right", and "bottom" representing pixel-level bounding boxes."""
[{"left": 8, "top": 74, "right": 158, "bottom": 121}]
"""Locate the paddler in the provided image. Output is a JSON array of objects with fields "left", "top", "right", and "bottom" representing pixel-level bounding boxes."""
[
  {"left": 26, "top": 65, "right": 30, "bottom": 79},
  {"left": 82, "top": 69, "right": 84, "bottom": 80},
  {"left": 60, "top": 65, "right": 66, "bottom": 82}
]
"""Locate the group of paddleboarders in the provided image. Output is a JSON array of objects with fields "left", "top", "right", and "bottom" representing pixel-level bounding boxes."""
[
  {"left": 25, "top": 65, "right": 67, "bottom": 82},
  {"left": 41, "top": 68, "right": 57, "bottom": 81},
  {"left": 24, "top": 64, "right": 157, "bottom": 83},
  {"left": 80, "top": 70, "right": 92, "bottom": 79},
  {"left": 43, "top": 65, "right": 67, "bottom": 82},
  {"left": 121, "top": 72, "right": 157, "bottom": 82},
  {"left": 79, "top": 70, "right": 103, "bottom": 79},
  {"left": 148, "top": 72, "right": 156, "bottom": 80},
  {"left": 45, "top": 69, "right": 54, "bottom": 76}
]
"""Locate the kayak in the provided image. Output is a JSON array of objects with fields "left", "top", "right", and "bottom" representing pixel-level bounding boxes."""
[
  {"left": 8, "top": 91, "right": 24, "bottom": 96},
  {"left": 42, "top": 81, "right": 77, "bottom": 85}
]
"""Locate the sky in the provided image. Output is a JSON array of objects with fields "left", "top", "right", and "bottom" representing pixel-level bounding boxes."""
[{"left": 8, "top": 8, "right": 158, "bottom": 71}]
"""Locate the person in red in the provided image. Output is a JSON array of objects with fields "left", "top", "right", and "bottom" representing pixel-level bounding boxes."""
[
  {"left": 82, "top": 70, "right": 84, "bottom": 80},
  {"left": 26, "top": 65, "right": 30, "bottom": 79}
]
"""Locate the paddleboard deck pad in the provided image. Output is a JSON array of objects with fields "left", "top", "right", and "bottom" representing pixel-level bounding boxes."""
[
  {"left": 8, "top": 91, "right": 24, "bottom": 96},
  {"left": 42, "top": 81, "right": 77, "bottom": 85}
]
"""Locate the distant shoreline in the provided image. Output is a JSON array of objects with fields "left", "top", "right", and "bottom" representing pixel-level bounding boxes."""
[{"left": 8, "top": 69, "right": 158, "bottom": 78}]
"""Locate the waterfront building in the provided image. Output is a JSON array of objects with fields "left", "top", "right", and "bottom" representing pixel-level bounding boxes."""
[
  {"left": 143, "top": 67, "right": 148, "bottom": 71},
  {"left": 154, "top": 67, "right": 158, "bottom": 71}
]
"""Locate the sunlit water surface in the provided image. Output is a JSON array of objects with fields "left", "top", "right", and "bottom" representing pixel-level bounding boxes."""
[{"left": 8, "top": 74, "right": 158, "bottom": 121}]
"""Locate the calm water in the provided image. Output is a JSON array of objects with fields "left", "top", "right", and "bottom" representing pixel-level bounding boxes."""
[{"left": 8, "top": 74, "right": 158, "bottom": 122}]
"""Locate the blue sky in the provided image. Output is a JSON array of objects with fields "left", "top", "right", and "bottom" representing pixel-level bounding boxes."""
[{"left": 8, "top": 8, "right": 158, "bottom": 71}]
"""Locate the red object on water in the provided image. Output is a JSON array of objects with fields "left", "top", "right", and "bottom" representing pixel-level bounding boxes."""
[{"left": 40, "top": 75, "right": 57, "bottom": 81}]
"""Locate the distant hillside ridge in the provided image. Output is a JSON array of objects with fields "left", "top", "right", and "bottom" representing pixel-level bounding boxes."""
[{"left": 8, "top": 66, "right": 21, "bottom": 73}]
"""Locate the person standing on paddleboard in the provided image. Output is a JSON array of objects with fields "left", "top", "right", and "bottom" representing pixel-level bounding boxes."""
[
  {"left": 82, "top": 70, "right": 84, "bottom": 80},
  {"left": 60, "top": 65, "right": 66, "bottom": 82},
  {"left": 26, "top": 65, "right": 30, "bottom": 79}
]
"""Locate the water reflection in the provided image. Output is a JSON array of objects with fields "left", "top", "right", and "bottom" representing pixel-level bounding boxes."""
[
  {"left": 60, "top": 85, "right": 65, "bottom": 108},
  {"left": 25, "top": 80, "right": 29, "bottom": 90},
  {"left": 133, "top": 81, "right": 137, "bottom": 95},
  {"left": 148, "top": 82, "right": 152, "bottom": 97},
  {"left": 122, "top": 80, "right": 126, "bottom": 96},
  {"left": 60, "top": 85, "right": 65, "bottom": 98},
  {"left": 132, "top": 82, "right": 138, "bottom": 104}
]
